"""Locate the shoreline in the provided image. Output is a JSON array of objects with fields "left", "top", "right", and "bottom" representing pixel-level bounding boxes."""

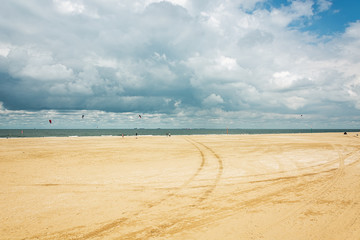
[{"left": 0, "top": 130, "right": 357, "bottom": 139}]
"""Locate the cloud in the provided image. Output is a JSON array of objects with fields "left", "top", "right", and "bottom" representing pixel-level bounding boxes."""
[
  {"left": 284, "top": 96, "right": 307, "bottom": 110},
  {"left": 53, "top": 0, "right": 85, "bottom": 14},
  {"left": 270, "top": 71, "right": 302, "bottom": 89},
  {"left": 0, "top": 0, "right": 359, "bottom": 128},
  {"left": 20, "top": 63, "right": 74, "bottom": 81},
  {"left": 202, "top": 93, "right": 224, "bottom": 106},
  {"left": 316, "top": 0, "right": 332, "bottom": 12}
]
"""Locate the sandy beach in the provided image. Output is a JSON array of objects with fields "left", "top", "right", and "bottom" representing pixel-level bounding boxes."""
[{"left": 1, "top": 133, "right": 360, "bottom": 239}]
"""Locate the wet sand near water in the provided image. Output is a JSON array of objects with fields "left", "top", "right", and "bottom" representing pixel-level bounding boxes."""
[{"left": 1, "top": 133, "right": 360, "bottom": 239}]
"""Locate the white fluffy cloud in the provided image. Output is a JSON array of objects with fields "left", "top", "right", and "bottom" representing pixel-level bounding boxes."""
[
  {"left": 316, "top": 0, "right": 332, "bottom": 12},
  {"left": 0, "top": 0, "right": 360, "bottom": 128},
  {"left": 203, "top": 93, "right": 224, "bottom": 106},
  {"left": 54, "top": 0, "right": 85, "bottom": 14}
]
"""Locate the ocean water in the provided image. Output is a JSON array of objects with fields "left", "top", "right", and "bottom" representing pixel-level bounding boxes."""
[{"left": 0, "top": 129, "right": 357, "bottom": 138}]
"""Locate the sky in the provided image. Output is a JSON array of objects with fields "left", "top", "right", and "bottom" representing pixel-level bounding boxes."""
[{"left": 0, "top": 0, "right": 360, "bottom": 129}]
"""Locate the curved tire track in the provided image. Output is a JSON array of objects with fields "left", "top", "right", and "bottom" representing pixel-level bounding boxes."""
[
  {"left": 256, "top": 143, "right": 351, "bottom": 238},
  {"left": 186, "top": 138, "right": 224, "bottom": 202},
  {"left": 27, "top": 137, "right": 222, "bottom": 240},
  {"left": 75, "top": 137, "right": 210, "bottom": 240},
  {"left": 112, "top": 137, "right": 225, "bottom": 240}
]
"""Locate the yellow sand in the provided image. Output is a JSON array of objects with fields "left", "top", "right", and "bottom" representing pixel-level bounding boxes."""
[{"left": 1, "top": 133, "right": 360, "bottom": 239}]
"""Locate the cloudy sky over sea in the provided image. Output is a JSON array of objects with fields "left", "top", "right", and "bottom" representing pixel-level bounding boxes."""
[{"left": 0, "top": 0, "right": 359, "bottom": 129}]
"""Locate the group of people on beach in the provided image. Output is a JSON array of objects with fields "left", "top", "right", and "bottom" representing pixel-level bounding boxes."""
[{"left": 120, "top": 132, "right": 171, "bottom": 138}]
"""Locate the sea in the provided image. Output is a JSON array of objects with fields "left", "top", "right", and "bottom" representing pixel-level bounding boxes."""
[{"left": 0, "top": 129, "right": 357, "bottom": 138}]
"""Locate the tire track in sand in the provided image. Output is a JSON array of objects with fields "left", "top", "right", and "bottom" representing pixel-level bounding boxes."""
[
  {"left": 119, "top": 137, "right": 360, "bottom": 240},
  {"left": 112, "top": 137, "right": 224, "bottom": 240},
  {"left": 255, "top": 143, "right": 348, "bottom": 238},
  {"left": 27, "top": 137, "right": 211, "bottom": 240},
  {"left": 185, "top": 138, "right": 224, "bottom": 202},
  {"left": 81, "top": 137, "right": 224, "bottom": 240},
  {"left": 173, "top": 142, "right": 358, "bottom": 240},
  {"left": 301, "top": 143, "right": 360, "bottom": 240},
  {"left": 75, "top": 138, "right": 210, "bottom": 240}
]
